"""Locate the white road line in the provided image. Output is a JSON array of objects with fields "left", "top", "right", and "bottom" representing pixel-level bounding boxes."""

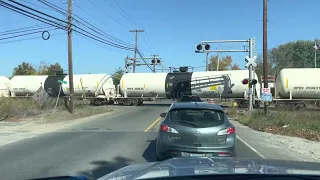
[{"left": 236, "top": 135, "right": 266, "bottom": 159}]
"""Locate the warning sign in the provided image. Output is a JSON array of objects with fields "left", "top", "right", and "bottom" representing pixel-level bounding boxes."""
[{"left": 32, "top": 86, "right": 49, "bottom": 107}]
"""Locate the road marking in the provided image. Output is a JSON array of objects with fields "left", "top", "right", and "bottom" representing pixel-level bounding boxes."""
[
  {"left": 236, "top": 135, "right": 266, "bottom": 159},
  {"left": 144, "top": 117, "right": 161, "bottom": 132}
]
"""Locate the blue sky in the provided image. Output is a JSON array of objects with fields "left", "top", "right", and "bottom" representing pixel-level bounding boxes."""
[{"left": 0, "top": 0, "right": 319, "bottom": 76}]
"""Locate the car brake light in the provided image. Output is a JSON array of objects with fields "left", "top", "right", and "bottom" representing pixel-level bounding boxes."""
[
  {"left": 217, "top": 127, "right": 235, "bottom": 136},
  {"left": 160, "top": 124, "right": 179, "bottom": 134},
  {"left": 227, "top": 127, "right": 235, "bottom": 134}
]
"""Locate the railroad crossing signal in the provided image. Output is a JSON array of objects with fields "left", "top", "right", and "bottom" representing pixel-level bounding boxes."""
[
  {"left": 242, "top": 78, "right": 258, "bottom": 88},
  {"left": 195, "top": 44, "right": 210, "bottom": 53},
  {"left": 245, "top": 56, "right": 257, "bottom": 68},
  {"left": 151, "top": 59, "right": 161, "bottom": 64}
]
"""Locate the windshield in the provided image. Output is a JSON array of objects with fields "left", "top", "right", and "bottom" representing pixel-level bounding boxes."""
[{"left": 169, "top": 109, "right": 224, "bottom": 128}]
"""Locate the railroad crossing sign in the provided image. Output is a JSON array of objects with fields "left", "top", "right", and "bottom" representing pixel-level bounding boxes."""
[
  {"left": 245, "top": 56, "right": 257, "bottom": 68},
  {"left": 58, "top": 80, "right": 67, "bottom": 84}
]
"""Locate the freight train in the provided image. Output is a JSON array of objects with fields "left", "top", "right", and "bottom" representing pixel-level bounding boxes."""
[
  {"left": 0, "top": 70, "right": 260, "bottom": 106},
  {"left": 0, "top": 68, "right": 317, "bottom": 108}
]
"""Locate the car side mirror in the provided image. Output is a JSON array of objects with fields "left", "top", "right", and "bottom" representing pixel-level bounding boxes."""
[{"left": 160, "top": 112, "right": 167, "bottom": 118}]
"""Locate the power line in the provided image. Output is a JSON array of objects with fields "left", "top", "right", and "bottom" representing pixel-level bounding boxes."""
[
  {"left": 107, "top": 0, "right": 157, "bottom": 53},
  {"left": 86, "top": 0, "right": 130, "bottom": 29},
  {"left": 0, "top": 32, "right": 64, "bottom": 44},
  {"left": 38, "top": 0, "right": 68, "bottom": 16},
  {"left": 38, "top": 0, "right": 132, "bottom": 46},
  {"left": 72, "top": 2, "right": 133, "bottom": 46},
  {"left": 104, "top": 0, "right": 137, "bottom": 27},
  {"left": 0, "top": 28, "right": 58, "bottom": 41},
  {"left": 0, "top": 25, "right": 52, "bottom": 36},
  {"left": 0, "top": 1, "right": 67, "bottom": 30},
  {"left": 1, "top": 0, "right": 134, "bottom": 50},
  {"left": 0, "top": 23, "right": 48, "bottom": 34}
]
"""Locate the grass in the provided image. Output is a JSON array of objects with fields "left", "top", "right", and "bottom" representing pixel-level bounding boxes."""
[
  {"left": 232, "top": 109, "right": 320, "bottom": 141},
  {"left": 0, "top": 98, "right": 113, "bottom": 122}
]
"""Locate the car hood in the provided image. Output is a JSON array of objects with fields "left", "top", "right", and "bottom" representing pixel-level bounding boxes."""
[{"left": 97, "top": 157, "right": 320, "bottom": 180}]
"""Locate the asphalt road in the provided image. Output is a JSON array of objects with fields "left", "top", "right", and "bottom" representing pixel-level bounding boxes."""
[{"left": 0, "top": 100, "right": 262, "bottom": 180}]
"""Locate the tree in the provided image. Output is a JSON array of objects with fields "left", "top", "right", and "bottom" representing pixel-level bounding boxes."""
[
  {"left": 111, "top": 67, "right": 125, "bottom": 87},
  {"left": 268, "top": 40, "right": 319, "bottom": 75},
  {"left": 208, "top": 55, "right": 240, "bottom": 71},
  {"left": 38, "top": 62, "right": 64, "bottom": 75},
  {"left": 13, "top": 62, "right": 37, "bottom": 75}
]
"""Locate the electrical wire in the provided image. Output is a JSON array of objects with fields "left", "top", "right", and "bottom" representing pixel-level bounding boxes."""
[
  {"left": 104, "top": 0, "right": 137, "bottom": 27},
  {"left": 1, "top": 0, "right": 134, "bottom": 50},
  {"left": 0, "top": 23, "right": 49, "bottom": 34},
  {"left": 107, "top": 0, "right": 157, "bottom": 54},
  {"left": 0, "top": 28, "right": 58, "bottom": 41},
  {"left": 38, "top": 0, "right": 68, "bottom": 16},
  {"left": 0, "top": 1, "right": 67, "bottom": 31},
  {"left": 38, "top": 0, "right": 132, "bottom": 46},
  {"left": 0, "top": 25, "right": 53, "bottom": 36},
  {"left": 0, "top": 32, "right": 64, "bottom": 44},
  {"left": 86, "top": 0, "right": 130, "bottom": 29}
]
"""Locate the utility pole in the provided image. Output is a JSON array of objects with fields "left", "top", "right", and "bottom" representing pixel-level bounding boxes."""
[
  {"left": 205, "top": 52, "right": 209, "bottom": 71},
  {"left": 129, "top": 29, "right": 144, "bottom": 73},
  {"left": 67, "top": 0, "right": 74, "bottom": 114},
  {"left": 263, "top": 0, "right": 269, "bottom": 114}
]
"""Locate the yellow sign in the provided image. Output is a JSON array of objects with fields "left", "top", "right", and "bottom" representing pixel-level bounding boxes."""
[
  {"left": 210, "top": 85, "right": 217, "bottom": 90},
  {"left": 286, "top": 78, "right": 288, "bottom": 88},
  {"left": 122, "top": 80, "right": 124, "bottom": 88}
]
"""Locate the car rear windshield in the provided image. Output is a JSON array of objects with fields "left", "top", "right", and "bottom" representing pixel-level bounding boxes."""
[
  {"left": 180, "top": 96, "right": 201, "bottom": 102},
  {"left": 168, "top": 109, "right": 225, "bottom": 128}
]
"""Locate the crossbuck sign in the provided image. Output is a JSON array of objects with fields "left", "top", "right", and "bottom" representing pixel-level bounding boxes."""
[{"left": 245, "top": 56, "right": 257, "bottom": 68}]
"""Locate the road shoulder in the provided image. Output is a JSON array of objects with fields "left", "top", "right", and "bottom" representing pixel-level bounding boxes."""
[
  {"left": 0, "top": 108, "right": 124, "bottom": 147},
  {"left": 231, "top": 119, "right": 320, "bottom": 162}
]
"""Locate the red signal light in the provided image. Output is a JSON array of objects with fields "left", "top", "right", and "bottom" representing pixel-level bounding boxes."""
[
  {"left": 151, "top": 59, "right": 155, "bottom": 64},
  {"left": 242, "top": 79, "right": 249, "bottom": 84}
]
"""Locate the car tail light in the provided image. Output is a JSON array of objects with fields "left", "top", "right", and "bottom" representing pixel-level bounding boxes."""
[
  {"left": 217, "top": 127, "right": 235, "bottom": 136},
  {"left": 160, "top": 124, "right": 179, "bottom": 134}
]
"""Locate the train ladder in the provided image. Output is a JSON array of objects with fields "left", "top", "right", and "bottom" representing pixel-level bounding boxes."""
[{"left": 80, "top": 77, "right": 87, "bottom": 100}]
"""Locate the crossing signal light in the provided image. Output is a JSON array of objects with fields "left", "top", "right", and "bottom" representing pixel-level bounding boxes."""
[
  {"left": 251, "top": 79, "right": 258, "bottom": 85},
  {"left": 151, "top": 59, "right": 155, "bottom": 64},
  {"left": 204, "top": 44, "right": 210, "bottom": 50},
  {"left": 157, "top": 59, "right": 161, "bottom": 63},
  {"left": 196, "top": 44, "right": 202, "bottom": 51},
  {"left": 242, "top": 79, "right": 249, "bottom": 85}
]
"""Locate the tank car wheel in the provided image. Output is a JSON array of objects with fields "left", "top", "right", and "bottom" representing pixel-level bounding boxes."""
[{"left": 132, "top": 99, "right": 139, "bottom": 106}]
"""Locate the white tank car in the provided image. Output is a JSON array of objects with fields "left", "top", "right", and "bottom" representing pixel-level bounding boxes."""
[
  {"left": 10, "top": 75, "right": 48, "bottom": 97},
  {"left": 120, "top": 73, "right": 168, "bottom": 97},
  {"left": 275, "top": 68, "right": 320, "bottom": 99},
  {"left": 119, "top": 70, "right": 260, "bottom": 99},
  {"left": 191, "top": 70, "right": 260, "bottom": 99},
  {"left": 62, "top": 74, "right": 115, "bottom": 97},
  {"left": 0, "top": 76, "right": 10, "bottom": 97}
]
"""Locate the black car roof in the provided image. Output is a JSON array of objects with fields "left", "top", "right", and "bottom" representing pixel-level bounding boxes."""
[{"left": 170, "top": 102, "right": 223, "bottom": 111}]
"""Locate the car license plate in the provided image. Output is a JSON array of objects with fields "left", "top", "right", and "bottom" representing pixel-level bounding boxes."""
[{"left": 190, "top": 153, "right": 205, "bottom": 157}]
